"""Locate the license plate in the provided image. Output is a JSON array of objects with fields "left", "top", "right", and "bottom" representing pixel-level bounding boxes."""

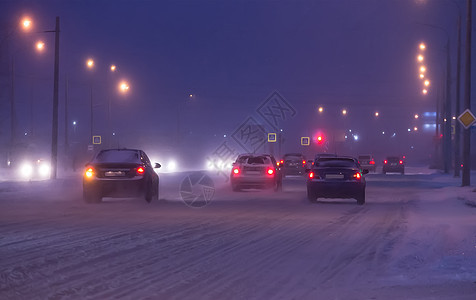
[
  {"left": 326, "top": 174, "right": 344, "bottom": 179},
  {"left": 105, "top": 171, "right": 125, "bottom": 177},
  {"left": 246, "top": 171, "right": 261, "bottom": 175}
]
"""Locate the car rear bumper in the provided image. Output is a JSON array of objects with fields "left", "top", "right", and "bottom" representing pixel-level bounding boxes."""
[
  {"left": 383, "top": 166, "right": 404, "bottom": 173},
  {"left": 83, "top": 177, "right": 146, "bottom": 198},
  {"left": 307, "top": 180, "right": 365, "bottom": 198},
  {"left": 231, "top": 176, "right": 277, "bottom": 188}
]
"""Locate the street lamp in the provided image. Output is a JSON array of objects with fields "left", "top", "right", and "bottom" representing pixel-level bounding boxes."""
[
  {"left": 86, "top": 58, "right": 95, "bottom": 144},
  {"left": 119, "top": 81, "right": 130, "bottom": 93},
  {"left": 318, "top": 106, "right": 323, "bottom": 113},
  {"left": 419, "top": 43, "right": 426, "bottom": 50},
  {"left": 342, "top": 109, "right": 347, "bottom": 115},
  {"left": 36, "top": 41, "right": 45, "bottom": 51}
]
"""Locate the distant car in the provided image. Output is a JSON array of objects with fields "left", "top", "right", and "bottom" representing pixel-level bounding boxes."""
[
  {"left": 83, "top": 148, "right": 161, "bottom": 203},
  {"left": 382, "top": 156, "right": 404, "bottom": 174},
  {"left": 230, "top": 154, "right": 282, "bottom": 191},
  {"left": 281, "top": 153, "right": 307, "bottom": 176},
  {"left": 358, "top": 155, "right": 376, "bottom": 172},
  {"left": 14, "top": 159, "right": 51, "bottom": 180},
  {"left": 307, "top": 156, "right": 368, "bottom": 205}
]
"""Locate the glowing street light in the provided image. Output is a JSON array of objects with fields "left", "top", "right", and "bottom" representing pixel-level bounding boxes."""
[
  {"left": 414, "top": 114, "right": 419, "bottom": 119},
  {"left": 419, "top": 74, "right": 425, "bottom": 79},
  {"left": 414, "top": 126, "right": 418, "bottom": 131},
  {"left": 36, "top": 41, "right": 45, "bottom": 51},
  {"left": 86, "top": 58, "right": 94, "bottom": 69},
  {"left": 375, "top": 111, "right": 379, "bottom": 117},
  {"left": 342, "top": 109, "right": 347, "bottom": 115},
  {"left": 417, "top": 54, "right": 424, "bottom": 62},
  {"left": 424, "top": 79, "right": 430, "bottom": 87},
  {"left": 21, "top": 17, "right": 32, "bottom": 31},
  {"left": 422, "top": 89, "right": 428, "bottom": 95},
  {"left": 119, "top": 81, "right": 130, "bottom": 93},
  {"left": 318, "top": 106, "right": 323, "bottom": 113},
  {"left": 420, "top": 66, "right": 426, "bottom": 73},
  {"left": 110, "top": 64, "right": 116, "bottom": 72},
  {"left": 419, "top": 43, "right": 426, "bottom": 50}
]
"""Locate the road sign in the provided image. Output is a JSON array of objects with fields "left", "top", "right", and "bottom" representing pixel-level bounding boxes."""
[
  {"left": 268, "top": 133, "right": 277, "bottom": 142},
  {"left": 93, "top": 135, "right": 101, "bottom": 144},
  {"left": 301, "top": 137, "right": 310, "bottom": 146},
  {"left": 457, "top": 109, "right": 476, "bottom": 129}
]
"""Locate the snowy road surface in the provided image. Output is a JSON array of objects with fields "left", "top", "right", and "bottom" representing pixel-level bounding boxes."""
[{"left": 0, "top": 168, "right": 475, "bottom": 299}]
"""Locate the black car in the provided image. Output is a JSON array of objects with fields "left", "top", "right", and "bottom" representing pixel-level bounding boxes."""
[
  {"left": 307, "top": 156, "right": 368, "bottom": 205},
  {"left": 281, "top": 153, "right": 307, "bottom": 176},
  {"left": 230, "top": 154, "right": 282, "bottom": 191},
  {"left": 382, "top": 156, "right": 405, "bottom": 174},
  {"left": 83, "top": 148, "right": 161, "bottom": 203}
]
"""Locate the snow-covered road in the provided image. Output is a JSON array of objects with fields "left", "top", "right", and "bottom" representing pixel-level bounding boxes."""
[{"left": 0, "top": 169, "right": 475, "bottom": 299}]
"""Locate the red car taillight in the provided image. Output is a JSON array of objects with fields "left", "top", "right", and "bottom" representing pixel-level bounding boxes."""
[
  {"left": 353, "top": 172, "right": 361, "bottom": 180},
  {"left": 384, "top": 160, "right": 388, "bottom": 164},
  {"left": 399, "top": 160, "right": 403, "bottom": 164},
  {"left": 267, "top": 168, "right": 274, "bottom": 175},
  {"left": 302, "top": 160, "right": 306, "bottom": 165},
  {"left": 369, "top": 161, "right": 375, "bottom": 165},
  {"left": 309, "top": 171, "right": 314, "bottom": 179},
  {"left": 232, "top": 167, "right": 240, "bottom": 175},
  {"left": 137, "top": 167, "right": 145, "bottom": 175}
]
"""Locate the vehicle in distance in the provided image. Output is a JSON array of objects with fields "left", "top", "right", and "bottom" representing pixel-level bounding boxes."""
[
  {"left": 281, "top": 153, "right": 307, "bottom": 176},
  {"left": 382, "top": 156, "right": 404, "bottom": 174},
  {"left": 230, "top": 154, "right": 282, "bottom": 192},
  {"left": 358, "top": 155, "right": 376, "bottom": 172},
  {"left": 307, "top": 156, "right": 368, "bottom": 205},
  {"left": 13, "top": 159, "right": 51, "bottom": 180},
  {"left": 83, "top": 148, "right": 161, "bottom": 203}
]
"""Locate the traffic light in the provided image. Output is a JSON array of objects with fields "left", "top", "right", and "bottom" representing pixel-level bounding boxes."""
[{"left": 317, "top": 135, "right": 324, "bottom": 144}]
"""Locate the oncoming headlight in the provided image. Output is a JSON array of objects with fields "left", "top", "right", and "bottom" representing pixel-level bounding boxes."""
[
  {"left": 19, "top": 162, "right": 34, "bottom": 178},
  {"left": 38, "top": 163, "right": 51, "bottom": 177}
]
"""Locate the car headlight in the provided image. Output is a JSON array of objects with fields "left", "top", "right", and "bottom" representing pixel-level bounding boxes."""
[
  {"left": 19, "top": 163, "right": 34, "bottom": 178},
  {"left": 38, "top": 163, "right": 51, "bottom": 177}
]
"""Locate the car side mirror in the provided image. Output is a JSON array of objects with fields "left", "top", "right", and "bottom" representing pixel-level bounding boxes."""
[
  {"left": 155, "top": 163, "right": 161, "bottom": 169},
  {"left": 362, "top": 169, "right": 369, "bottom": 175}
]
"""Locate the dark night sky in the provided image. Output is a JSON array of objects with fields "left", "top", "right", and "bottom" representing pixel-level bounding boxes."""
[{"left": 0, "top": 0, "right": 473, "bottom": 167}]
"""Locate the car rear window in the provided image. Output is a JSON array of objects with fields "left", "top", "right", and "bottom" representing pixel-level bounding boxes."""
[
  {"left": 94, "top": 150, "right": 141, "bottom": 163},
  {"left": 359, "top": 156, "right": 371, "bottom": 160},
  {"left": 316, "top": 158, "right": 357, "bottom": 168},
  {"left": 387, "top": 157, "right": 400, "bottom": 162},
  {"left": 246, "top": 156, "right": 270, "bottom": 165}
]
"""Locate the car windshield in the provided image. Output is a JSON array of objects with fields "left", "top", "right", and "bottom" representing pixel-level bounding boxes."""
[
  {"left": 315, "top": 158, "right": 357, "bottom": 168},
  {"left": 94, "top": 150, "right": 140, "bottom": 163}
]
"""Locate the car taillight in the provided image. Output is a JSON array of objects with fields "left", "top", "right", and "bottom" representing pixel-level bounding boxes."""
[
  {"left": 267, "top": 168, "right": 274, "bottom": 175},
  {"left": 309, "top": 171, "right": 314, "bottom": 179},
  {"left": 384, "top": 160, "right": 388, "bottom": 164},
  {"left": 369, "top": 161, "right": 375, "bottom": 165},
  {"left": 85, "top": 167, "right": 94, "bottom": 178},
  {"left": 399, "top": 160, "right": 403, "bottom": 164},
  {"left": 353, "top": 172, "right": 361, "bottom": 180},
  {"left": 232, "top": 167, "right": 240, "bottom": 175},
  {"left": 137, "top": 167, "right": 145, "bottom": 175},
  {"left": 280, "top": 160, "right": 284, "bottom": 165},
  {"left": 302, "top": 160, "right": 306, "bottom": 165}
]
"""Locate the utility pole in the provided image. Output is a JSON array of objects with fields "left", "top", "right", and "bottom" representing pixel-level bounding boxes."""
[
  {"left": 64, "top": 75, "right": 69, "bottom": 169},
  {"left": 462, "top": 0, "right": 472, "bottom": 186},
  {"left": 444, "top": 39, "right": 452, "bottom": 174},
  {"left": 49, "top": 16, "right": 60, "bottom": 179},
  {"left": 9, "top": 58, "right": 15, "bottom": 160},
  {"left": 454, "top": 15, "right": 462, "bottom": 177}
]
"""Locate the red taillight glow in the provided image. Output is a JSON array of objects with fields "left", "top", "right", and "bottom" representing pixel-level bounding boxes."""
[
  {"left": 384, "top": 160, "right": 388, "bottom": 164},
  {"left": 85, "top": 167, "right": 94, "bottom": 178},
  {"left": 353, "top": 172, "right": 361, "bottom": 180},
  {"left": 302, "top": 160, "right": 306, "bottom": 165},
  {"left": 233, "top": 168, "right": 240, "bottom": 175},
  {"left": 137, "top": 167, "right": 145, "bottom": 174},
  {"left": 369, "top": 161, "right": 375, "bottom": 165},
  {"left": 399, "top": 160, "right": 403, "bottom": 164},
  {"left": 280, "top": 160, "right": 284, "bottom": 164},
  {"left": 267, "top": 168, "right": 274, "bottom": 175},
  {"left": 309, "top": 171, "right": 314, "bottom": 179}
]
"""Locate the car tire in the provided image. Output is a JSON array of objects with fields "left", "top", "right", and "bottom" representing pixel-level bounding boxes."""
[
  {"left": 307, "top": 188, "right": 317, "bottom": 203},
  {"left": 357, "top": 191, "right": 365, "bottom": 205},
  {"left": 232, "top": 183, "right": 241, "bottom": 192},
  {"left": 145, "top": 180, "right": 154, "bottom": 203},
  {"left": 83, "top": 190, "right": 101, "bottom": 203}
]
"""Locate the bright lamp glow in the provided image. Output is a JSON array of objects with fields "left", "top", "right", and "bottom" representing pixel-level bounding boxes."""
[
  {"left": 19, "top": 163, "right": 33, "bottom": 178},
  {"left": 38, "top": 163, "right": 50, "bottom": 177},
  {"left": 36, "top": 41, "right": 45, "bottom": 51},
  {"left": 167, "top": 160, "right": 177, "bottom": 172}
]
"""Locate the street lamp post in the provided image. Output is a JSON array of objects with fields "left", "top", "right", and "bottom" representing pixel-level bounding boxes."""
[{"left": 462, "top": 0, "right": 472, "bottom": 186}]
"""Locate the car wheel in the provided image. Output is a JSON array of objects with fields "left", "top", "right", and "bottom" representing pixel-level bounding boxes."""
[
  {"left": 232, "top": 183, "right": 241, "bottom": 192},
  {"left": 145, "top": 180, "right": 153, "bottom": 203},
  {"left": 83, "top": 190, "right": 101, "bottom": 203},
  {"left": 307, "top": 188, "right": 317, "bottom": 203},
  {"left": 274, "top": 180, "right": 282, "bottom": 192},
  {"left": 357, "top": 191, "right": 365, "bottom": 205}
]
